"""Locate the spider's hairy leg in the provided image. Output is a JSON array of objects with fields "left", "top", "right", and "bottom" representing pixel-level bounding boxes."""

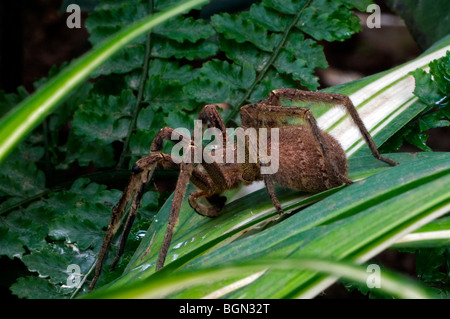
[
  {"left": 198, "top": 104, "right": 227, "bottom": 138},
  {"left": 109, "top": 183, "right": 146, "bottom": 270},
  {"left": 109, "top": 153, "right": 180, "bottom": 271},
  {"left": 188, "top": 191, "right": 227, "bottom": 217},
  {"left": 195, "top": 104, "right": 229, "bottom": 189},
  {"left": 263, "top": 174, "right": 283, "bottom": 215},
  {"left": 89, "top": 163, "right": 153, "bottom": 291},
  {"left": 268, "top": 88, "right": 398, "bottom": 166},
  {"left": 155, "top": 106, "right": 232, "bottom": 269},
  {"left": 89, "top": 127, "right": 191, "bottom": 290},
  {"left": 156, "top": 161, "right": 194, "bottom": 271}
]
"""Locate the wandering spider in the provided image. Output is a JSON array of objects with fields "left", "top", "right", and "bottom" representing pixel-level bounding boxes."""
[{"left": 89, "top": 88, "right": 398, "bottom": 290}]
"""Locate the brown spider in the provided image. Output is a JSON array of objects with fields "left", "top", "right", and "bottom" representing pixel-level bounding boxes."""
[{"left": 89, "top": 88, "right": 398, "bottom": 290}]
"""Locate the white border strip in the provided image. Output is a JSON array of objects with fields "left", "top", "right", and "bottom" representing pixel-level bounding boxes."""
[
  {"left": 201, "top": 270, "right": 266, "bottom": 299},
  {"left": 395, "top": 230, "right": 450, "bottom": 244}
]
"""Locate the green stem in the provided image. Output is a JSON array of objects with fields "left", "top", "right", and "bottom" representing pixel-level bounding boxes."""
[{"left": 118, "top": 0, "right": 155, "bottom": 169}]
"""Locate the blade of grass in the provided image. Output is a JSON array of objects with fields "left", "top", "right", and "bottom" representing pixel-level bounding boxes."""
[{"left": 85, "top": 258, "right": 437, "bottom": 299}]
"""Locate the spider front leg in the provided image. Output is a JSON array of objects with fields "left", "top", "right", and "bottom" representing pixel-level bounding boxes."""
[
  {"left": 89, "top": 154, "right": 158, "bottom": 290},
  {"left": 109, "top": 153, "right": 179, "bottom": 270},
  {"left": 156, "top": 160, "right": 194, "bottom": 270}
]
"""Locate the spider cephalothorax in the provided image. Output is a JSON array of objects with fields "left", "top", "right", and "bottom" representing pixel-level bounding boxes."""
[{"left": 89, "top": 88, "right": 397, "bottom": 290}]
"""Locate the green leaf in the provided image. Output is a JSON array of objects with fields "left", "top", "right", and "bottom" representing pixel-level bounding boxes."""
[
  {"left": 3, "top": 0, "right": 450, "bottom": 300},
  {"left": 211, "top": 13, "right": 283, "bottom": 52},
  {"left": 429, "top": 51, "right": 450, "bottom": 96},
  {"left": 92, "top": 152, "right": 450, "bottom": 298},
  {"left": 184, "top": 60, "right": 256, "bottom": 105},
  {"left": 411, "top": 68, "right": 445, "bottom": 106},
  {"left": 218, "top": 38, "right": 269, "bottom": 72},
  {"left": 416, "top": 248, "right": 449, "bottom": 285},
  {"left": 2, "top": 206, "right": 51, "bottom": 252},
  {"left": 297, "top": 0, "right": 362, "bottom": 42},
  {"left": 405, "top": 131, "right": 432, "bottom": 152},
  {"left": 153, "top": 16, "right": 215, "bottom": 43},
  {"left": 249, "top": 2, "right": 291, "bottom": 32},
  {"left": 419, "top": 112, "right": 450, "bottom": 131},
  {"left": 250, "top": 70, "right": 298, "bottom": 102},
  {"left": 392, "top": 217, "right": 450, "bottom": 248},
  {"left": 150, "top": 38, "right": 218, "bottom": 61},
  {"left": 0, "top": 87, "right": 28, "bottom": 118},
  {"left": 49, "top": 213, "right": 107, "bottom": 251},
  {"left": 10, "top": 276, "right": 61, "bottom": 299},
  {"left": 0, "top": 160, "right": 46, "bottom": 198},
  {"left": 0, "top": 226, "right": 25, "bottom": 259},
  {"left": 262, "top": 0, "right": 310, "bottom": 15},
  {"left": 60, "top": 133, "right": 116, "bottom": 168},
  {"left": 71, "top": 89, "right": 135, "bottom": 144},
  {"left": 339, "top": 0, "right": 373, "bottom": 11}
]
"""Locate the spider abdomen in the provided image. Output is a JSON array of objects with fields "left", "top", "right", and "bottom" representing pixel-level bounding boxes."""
[{"left": 269, "top": 126, "right": 348, "bottom": 193}]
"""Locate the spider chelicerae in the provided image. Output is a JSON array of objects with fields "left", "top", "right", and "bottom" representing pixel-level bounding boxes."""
[{"left": 89, "top": 88, "right": 398, "bottom": 290}]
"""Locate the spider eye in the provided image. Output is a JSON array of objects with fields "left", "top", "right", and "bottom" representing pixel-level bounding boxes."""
[{"left": 132, "top": 163, "right": 143, "bottom": 174}]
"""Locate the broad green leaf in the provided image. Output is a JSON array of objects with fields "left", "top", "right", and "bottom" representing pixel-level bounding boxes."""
[
  {"left": 2, "top": 206, "right": 52, "bottom": 252},
  {"left": 0, "top": 177, "right": 157, "bottom": 298},
  {"left": 0, "top": 160, "right": 45, "bottom": 199},
  {"left": 0, "top": 87, "right": 29, "bottom": 117},
  {"left": 415, "top": 247, "right": 450, "bottom": 293},
  {"left": 412, "top": 69, "right": 445, "bottom": 107},
  {"left": 321, "top": 41, "right": 450, "bottom": 159}
]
